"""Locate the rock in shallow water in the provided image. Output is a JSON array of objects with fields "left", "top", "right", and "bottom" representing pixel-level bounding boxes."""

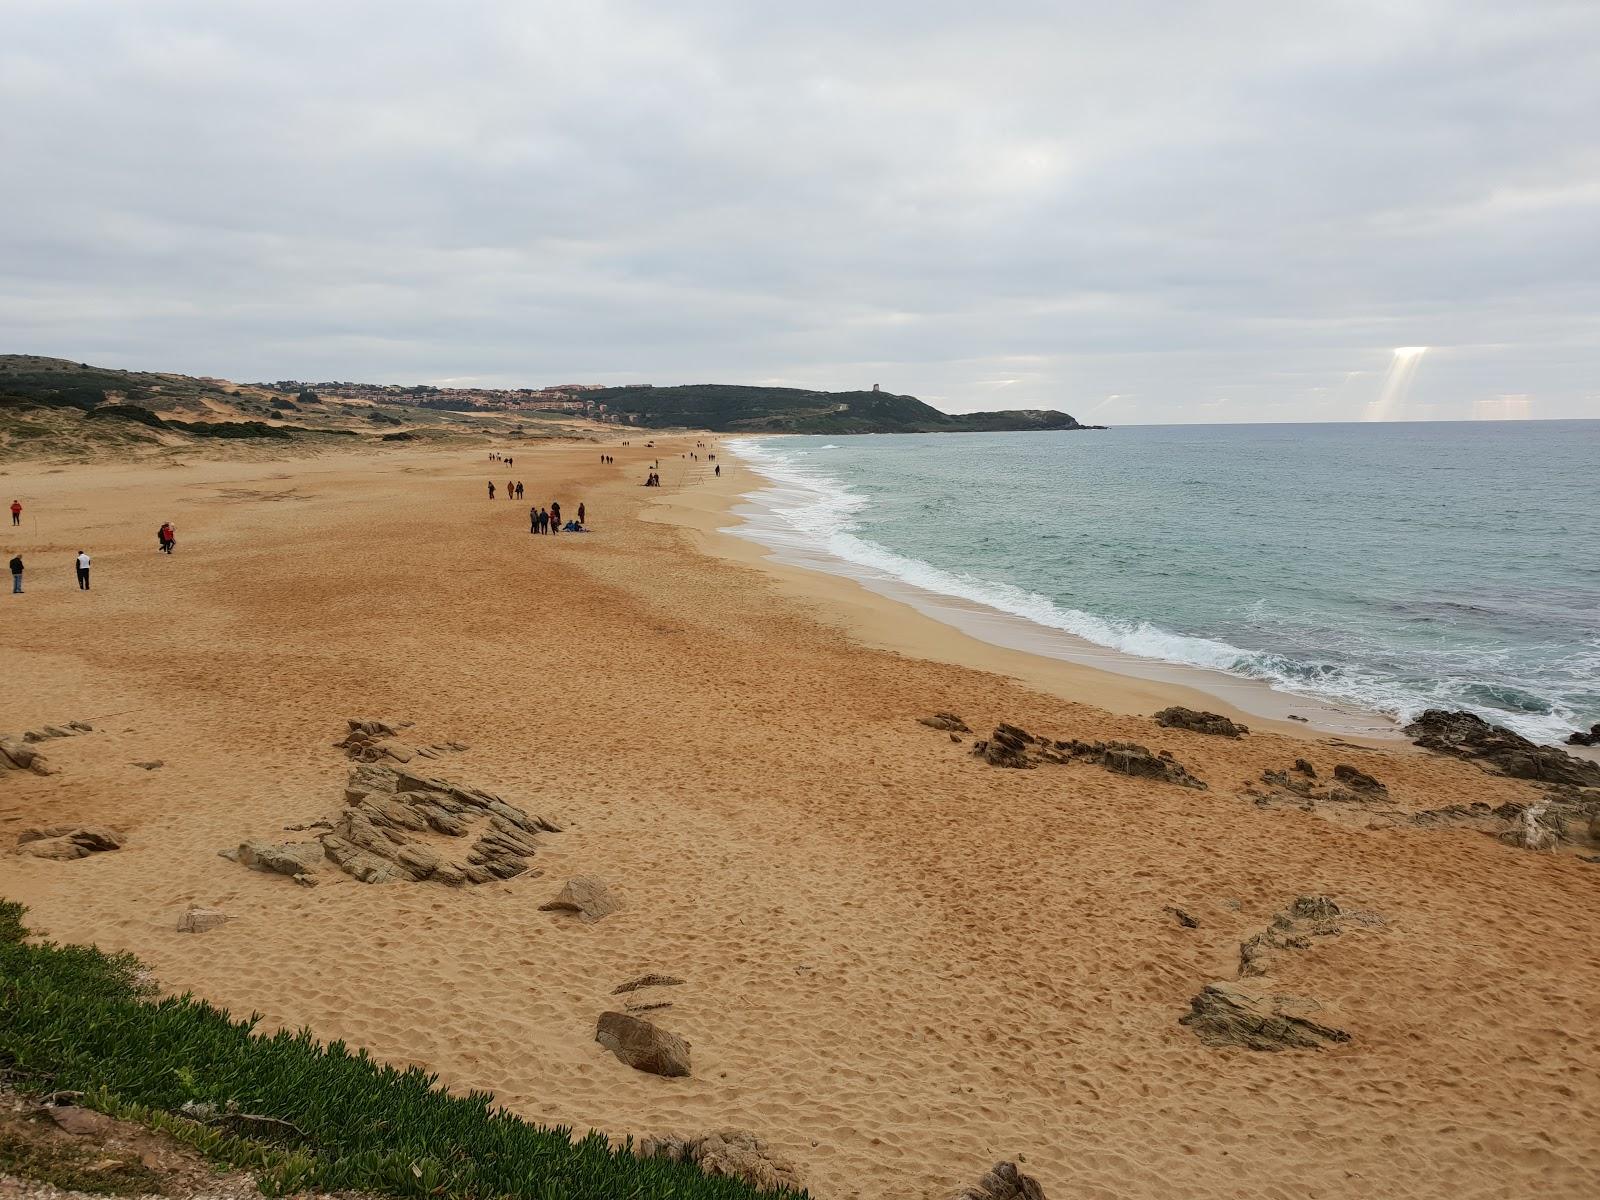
[{"left": 1405, "top": 709, "right": 1600, "bottom": 788}]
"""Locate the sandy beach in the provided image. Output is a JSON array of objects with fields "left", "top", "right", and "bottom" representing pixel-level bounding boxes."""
[{"left": 4, "top": 437, "right": 1599, "bottom": 1200}]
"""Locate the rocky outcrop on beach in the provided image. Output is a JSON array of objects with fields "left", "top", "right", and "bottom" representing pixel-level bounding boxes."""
[
  {"left": 919, "top": 712, "right": 972, "bottom": 734},
  {"left": 16, "top": 825, "right": 123, "bottom": 860},
  {"left": 962, "top": 721, "right": 1207, "bottom": 787},
  {"left": 1180, "top": 981, "right": 1351, "bottom": 1051},
  {"left": 1180, "top": 894, "right": 1375, "bottom": 1051},
  {"left": 596, "top": 1011, "right": 692, "bottom": 1077},
  {"left": 1238, "top": 894, "right": 1348, "bottom": 978},
  {"left": 1, "top": 720, "right": 94, "bottom": 775},
  {"left": 175, "top": 906, "right": 231, "bottom": 933},
  {"left": 1152, "top": 707, "right": 1248, "bottom": 738},
  {"left": 635, "top": 1130, "right": 805, "bottom": 1193},
  {"left": 949, "top": 1160, "right": 1048, "bottom": 1200},
  {"left": 1243, "top": 759, "right": 1392, "bottom": 811},
  {"left": 1404, "top": 709, "right": 1600, "bottom": 788},
  {"left": 336, "top": 717, "right": 469, "bottom": 764},
  {"left": 227, "top": 758, "right": 560, "bottom": 887},
  {"left": 1568, "top": 723, "right": 1600, "bottom": 747}
]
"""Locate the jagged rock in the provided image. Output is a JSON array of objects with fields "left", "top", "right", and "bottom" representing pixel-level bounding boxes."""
[
  {"left": 1500, "top": 804, "right": 1561, "bottom": 851},
  {"left": 1289, "top": 894, "right": 1341, "bottom": 923},
  {"left": 1293, "top": 758, "right": 1317, "bottom": 777},
  {"left": 1164, "top": 906, "right": 1199, "bottom": 929},
  {"left": 176, "top": 906, "right": 231, "bottom": 933},
  {"left": 1101, "top": 743, "right": 1206, "bottom": 789},
  {"left": 133, "top": 760, "right": 165, "bottom": 770},
  {"left": 596, "top": 1011, "right": 691, "bottom": 1076},
  {"left": 1332, "top": 764, "right": 1385, "bottom": 793},
  {"left": 615, "top": 973, "right": 686, "bottom": 994},
  {"left": 1153, "top": 707, "right": 1248, "bottom": 738},
  {"left": 1238, "top": 896, "right": 1342, "bottom": 976},
  {"left": 1181, "top": 981, "right": 1350, "bottom": 1050},
  {"left": 1405, "top": 709, "right": 1600, "bottom": 787},
  {"left": 16, "top": 826, "right": 124, "bottom": 860},
  {"left": 237, "top": 840, "right": 327, "bottom": 877},
  {"left": 0, "top": 737, "right": 40, "bottom": 771},
  {"left": 637, "top": 1130, "right": 803, "bottom": 1193},
  {"left": 1567, "top": 724, "right": 1599, "bottom": 747},
  {"left": 919, "top": 712, "right": 972, "bottom": 733},
  {"left": 541, "top": 876, "right": 620, "bottom": 921},
  {"left": 950, "top": 1160, "right": 1047, "bottom": 1200}
]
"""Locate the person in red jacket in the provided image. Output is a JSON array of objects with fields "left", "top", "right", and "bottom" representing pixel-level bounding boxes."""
[{"left": 9, "top": 500, "right": 19, "bottom": 527}]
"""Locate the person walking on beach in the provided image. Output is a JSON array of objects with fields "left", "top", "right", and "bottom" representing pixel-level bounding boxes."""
[
  {"left": 715, "top": 464, "right": 720, "bottom": 477},
  {"left": 9, "top": 500, "right": 19, "bottom": 527},
  {"left": 539, "top": 507, "right": 550, "bottom": 533},
  {"left": 506, "top": 479, "right": 513, "bottom": 499},
  {"left": 75, "top": 550, "right": 91, "bottom": 590},
  {"left": 488, "top": 481, "right": 496, "bottom": 500},
  {"left": 549, "top": 500, "right": 561, "bottom": 534},
  {"left": 9, "top": 554, "right": 22, "bottom": 594},
  {"left": 577, "top": 502, "right": 585, "bottom": 527},
  {"left": 529, "top": 505, "right": 538, "bottom": 534},
  {"left": 158, "top": 523, "right": 175, "bottom": 554}
]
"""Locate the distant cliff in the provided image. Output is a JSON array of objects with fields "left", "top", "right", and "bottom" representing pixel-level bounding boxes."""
[{"left": 586, "top": 385, "right": 1103, "bottom": 433}]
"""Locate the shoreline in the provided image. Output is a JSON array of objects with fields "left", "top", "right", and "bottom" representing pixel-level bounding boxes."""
[{"left": 645, "top": 447, "right": 1404, "bottom": 746}]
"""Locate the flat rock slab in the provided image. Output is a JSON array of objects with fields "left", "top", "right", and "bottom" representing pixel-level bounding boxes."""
[
  {"left": 613, "top": 973, "right": 686, "bottom": 994},
  {"left": 541, "top": 876, "right": 620, "bottom": 921},
  {"left": 1180, "top": 981, "right": 1350, "bottom": 1051},
  {"left": 596, "top": 1011, "right": 691, "bottom": 1077},
  {"left": 16, "top": 826, "right": 124, "bottom": 860}
]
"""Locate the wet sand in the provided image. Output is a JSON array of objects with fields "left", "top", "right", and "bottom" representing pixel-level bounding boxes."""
[{"left": 4, "top": 438, "right": 1599, "bottom": 1199}]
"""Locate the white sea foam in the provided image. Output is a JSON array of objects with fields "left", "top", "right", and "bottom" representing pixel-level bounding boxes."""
[{"left": 722, "top": 437, "right": 1586, "bottom": 744}]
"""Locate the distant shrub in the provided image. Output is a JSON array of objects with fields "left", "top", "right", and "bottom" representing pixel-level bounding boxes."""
[
  {"left": 296, "top": 388, "right": 320, "bottom": 404},
  {"left": 87, "top": 404, "right": 167, "bottom": 428}
]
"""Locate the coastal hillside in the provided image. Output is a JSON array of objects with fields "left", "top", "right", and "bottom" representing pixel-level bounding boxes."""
[
  {"left": 584, "top": 384, "right": 1097, "bottom": 433},
  {"left": 0, "top": 356, "right": 588, "bottom": 460}
]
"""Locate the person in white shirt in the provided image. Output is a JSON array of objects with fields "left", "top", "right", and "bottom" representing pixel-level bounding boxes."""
[{"left": 75, "top": 550, "right": 91, "bottom": 590}]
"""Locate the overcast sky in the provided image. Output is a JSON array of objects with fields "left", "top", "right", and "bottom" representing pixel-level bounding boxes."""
[{"left": 3, "top": 1, "right": 1597, "bottom": 422}]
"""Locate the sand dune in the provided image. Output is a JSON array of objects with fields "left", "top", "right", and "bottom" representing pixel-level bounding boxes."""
[{"left": 4, "top": 440, "right": 1598, "bottom": 1199}]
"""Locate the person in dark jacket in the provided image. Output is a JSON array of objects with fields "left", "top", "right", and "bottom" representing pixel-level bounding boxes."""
[
  {"left": 9, "top": 554, "right": 21, "bottom": 594},
  {"left": 549, "top": 500, "right": 561, "bottom": 535},
  {"left": 75, "top": 550, "right": 91, "bottom": 590}
]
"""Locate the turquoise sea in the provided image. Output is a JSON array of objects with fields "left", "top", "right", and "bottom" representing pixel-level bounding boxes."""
[{"left": 726, "top": 422, "right": 1600, "bottom": 746}]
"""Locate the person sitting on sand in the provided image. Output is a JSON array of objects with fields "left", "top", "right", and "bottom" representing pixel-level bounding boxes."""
[
  {"left": 9, "top": 553, "right": 22, "bottom": 594},
  {"left": 488, "top": 481, "right": 496, "bottom": 500}
]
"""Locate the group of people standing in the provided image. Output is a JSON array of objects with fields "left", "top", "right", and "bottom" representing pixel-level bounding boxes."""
[
  {"left": 490, "top": 452, "right": 515, "bottom": 466},
  {"left": 487, "top": 480, "right": 530, "bottom": 500}
]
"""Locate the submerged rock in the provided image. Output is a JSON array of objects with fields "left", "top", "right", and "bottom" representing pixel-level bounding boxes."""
[{"left": 1153, "top": 707, "right": 1248, "bottom": 738}]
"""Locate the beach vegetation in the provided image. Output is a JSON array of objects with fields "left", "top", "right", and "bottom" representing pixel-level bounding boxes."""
[{"left": 0, "top": 900, "right": 803, "bottom": 1200}]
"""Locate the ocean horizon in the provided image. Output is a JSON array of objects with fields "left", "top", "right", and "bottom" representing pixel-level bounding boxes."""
[{"left": 725, "top": 419, "right": 1600, "bottom": 746}]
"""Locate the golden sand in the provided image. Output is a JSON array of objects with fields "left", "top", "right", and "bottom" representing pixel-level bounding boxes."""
[{"left": 3, "top": 439, "right": 1598, "bottom": 1199}]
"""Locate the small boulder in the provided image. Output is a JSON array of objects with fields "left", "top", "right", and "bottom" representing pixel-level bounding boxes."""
[
  {"left": 541, "top": 876, "right": 620, "bottom": 921},
  {"left": 1180, "top": 981, "right": 1350, "bottom": 1051},
  {"left": 1153, "top": 707, "right": 1248, "bottom": 738},
  {"left": 17, "top": 826, "right": 124, "bottom": 860},
  {"left": 236, "top": 840, "right": 327, "bottom": 877},
  {"left": 919, "top": 712, "right": 972, "bottom": 733},
  {"left": 596, "top": 1011, "right": 691, "bottom": 1077},
  {"left": 1332, "top": 764, "right": 1385, "bottom": 793}
]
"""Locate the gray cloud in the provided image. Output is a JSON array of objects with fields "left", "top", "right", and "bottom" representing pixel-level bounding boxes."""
[{"left": 2, "top": 0, "right": 1597, "bottom": 420}]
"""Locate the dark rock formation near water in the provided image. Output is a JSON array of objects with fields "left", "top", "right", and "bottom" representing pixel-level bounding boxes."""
[
  {"left": 1567, "top": 723, "right": 1600, "bottom": 747},
  {"left": 1152, "top": 707, "right": 1248, "bottom": 737},
  {"left": 1404, "top": 709, "right": 1600, "bottom": 788}
]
